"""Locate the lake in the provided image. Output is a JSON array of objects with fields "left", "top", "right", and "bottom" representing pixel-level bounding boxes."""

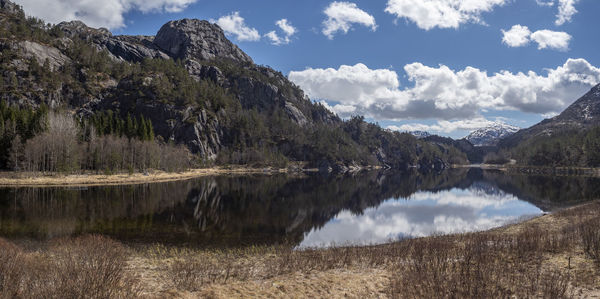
[{"left": 1, "top": 168, "right": 599, "bottom": 248}]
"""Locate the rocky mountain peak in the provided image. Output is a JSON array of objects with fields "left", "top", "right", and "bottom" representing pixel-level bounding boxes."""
[
  {"left": 554, "top": 83, "right": 600, "bottom": 124},
  {"left": 499, "top": 84, "right": 600, "bottom": 148},
  {"left": 154, "top": 19, "right": 253, "bottom": 64}
]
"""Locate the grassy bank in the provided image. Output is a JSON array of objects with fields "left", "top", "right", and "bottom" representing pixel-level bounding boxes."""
[
  {"left": 1, "top": 201, "right": 599, "bottom": 298},
  {"left": 0, "top": 167, "right": 291, "bottom": 187}
]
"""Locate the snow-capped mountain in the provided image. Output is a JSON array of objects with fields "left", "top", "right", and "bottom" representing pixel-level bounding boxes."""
[
  {"left": 466, "top": 123, "right": 520, "bottom": 147},
  {"left": 409, "top": 131, "right": 431, "bottom": 139}
]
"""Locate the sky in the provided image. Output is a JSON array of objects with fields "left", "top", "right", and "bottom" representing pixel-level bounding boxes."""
[{"left": 13, "top": 0, "right": 600, "bottom": 138}]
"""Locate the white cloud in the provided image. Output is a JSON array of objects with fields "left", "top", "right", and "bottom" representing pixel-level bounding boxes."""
[
  {"left": 537, "top": 0, "right": 579, "bottom": 25},
  {"left": 555, "top": 0, "right": 578, "bottom": 26},
  {"left": 265, "top": 19, "right": 297, "bottom": 45},
  {"left": 501, "top": 25, "right": 531, "bottom": 47},
  {"left": 322, "top": 1, "right": 377, "bottom": 39},
  {"left": 384, "top": 0, "right": 508, "bottom": 30},
  {"left": 289, "top": 59, "right": 600, "bottom": 123},
  {"left": 276, "top": 19, "right": 297, "bottom": 37},
  {"left": 13, "top": 0, "right": 196, "bottom": 29},
  {"left": 536, "top": 0, "right": 554, "bottom": 7},
  {"left": 216, "top": 12, "right": 260, "bottom": 42},
  {"left": 299, "top": 188, "right": 540, "bottom": 247},
  {"left": 530, "top": 30, "right": 571, "bottom": 51},
  {"left": 388, "top": 118, "right": 500, "bottom": 134},
  {"left": 501, "top": 26, "right": 571, "bottom": 51}
]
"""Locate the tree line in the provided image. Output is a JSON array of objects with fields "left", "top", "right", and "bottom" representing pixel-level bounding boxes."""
[
  {"left": 1, "top": 102, "right": 190, "bottom": 173},
  {"left": 508, "top": 126, "right": 600, "bottom": 167}
]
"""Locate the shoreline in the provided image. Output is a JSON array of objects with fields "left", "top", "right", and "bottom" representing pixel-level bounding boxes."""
[
  {"left": 2, "top": 163, "right": 599, "bottom": 187},
  {"left": 0, "top": 164, "right": 384, "bottom": 187},
  {"left": 0, "top": 167, "right": 295, "bottom": 187},
  {"left": 2, "top": 200, "right": 598, "bottom": 298}
]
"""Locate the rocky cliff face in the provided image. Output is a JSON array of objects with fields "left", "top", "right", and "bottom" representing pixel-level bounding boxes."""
[
  {"left": 154, "top": 19, "right": 253, "bottom": 64},
  {"left": 0, "top": 1, "right": 328, "bottom": 160}
]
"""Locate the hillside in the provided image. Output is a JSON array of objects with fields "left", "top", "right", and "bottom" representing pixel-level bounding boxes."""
[
  {"left": 499, "top": 84, "right": 600, "bottom": 167},
  {"left": 0, "top": 0, "right": 468, "bottom": 172}
]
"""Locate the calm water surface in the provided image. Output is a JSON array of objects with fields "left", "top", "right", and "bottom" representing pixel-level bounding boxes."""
[{"left": 1, "top": 168, "right": 598, "bottom": 248}]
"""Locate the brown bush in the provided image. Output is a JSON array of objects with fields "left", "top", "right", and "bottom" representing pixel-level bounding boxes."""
[
  {"left": 580, "top": 217, "right": 600, "bottom": 263},
  {"left": 0, "top": 235, "right": 140, "bottom": 298}
]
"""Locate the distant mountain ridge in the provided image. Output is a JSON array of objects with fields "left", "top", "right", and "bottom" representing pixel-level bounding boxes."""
[
  {"left": 500, "top": 84, "right": 600, "bottom": 148},
  {"left": 466, "top": 123, "right": 520, "bottom": 147},
  {"left": 409, "top": 131, "right": 431, "bottom": 139}
]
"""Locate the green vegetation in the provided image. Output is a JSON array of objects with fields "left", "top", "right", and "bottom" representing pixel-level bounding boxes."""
[
  {"left": 0, "top": 101, "right": 47, "bottom": 169},
  {"left": 1, "top": 103, "right": 190, "bottom": 173},
  {"left": 509, "top": 127, "right": 600, "bottom": 167}
]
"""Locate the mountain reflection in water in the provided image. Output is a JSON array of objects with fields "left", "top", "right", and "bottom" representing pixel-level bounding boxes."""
[{"left": 1, "top": 168, "right": 599, "bottom": 248}]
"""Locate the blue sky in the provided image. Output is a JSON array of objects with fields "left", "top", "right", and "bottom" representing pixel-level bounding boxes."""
[{"left": 15, "top": 0, "right": 600, "bottom": 138}]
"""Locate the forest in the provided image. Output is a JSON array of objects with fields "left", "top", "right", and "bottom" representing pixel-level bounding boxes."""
[
  {"left": 0, "top": 102, "right": 189, "bottom": 173},
  {"left": 508, "top": 127, "right": 600, "bottom": 167}
]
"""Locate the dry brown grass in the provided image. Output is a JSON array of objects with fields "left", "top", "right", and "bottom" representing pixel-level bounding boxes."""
[
  {"left": 0, "top": 166, "right": 290, "bottom": 187},
  {"left": 160, "top": 201, "right": 600, "bottom": 298},
  {"left": 0, "top": 235, "right": 140, "bottom": 298},
  {"left": 2, "top": 202, "right": 600, "bottom": 298}
]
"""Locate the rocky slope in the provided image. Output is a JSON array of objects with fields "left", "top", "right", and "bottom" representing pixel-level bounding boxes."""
[
  {"left": 466, "top": 123, "right": 520, "bottom": 147},
  {"left": 500, "top": 84, "right": 600, "bottom": 148}
]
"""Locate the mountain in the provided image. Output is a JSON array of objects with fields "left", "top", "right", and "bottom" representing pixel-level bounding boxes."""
[
  {"left": 0, "top": 0, "right": 468, "bottom": 171},
  {"left": 409, "top": 131, "right": 431, "bottom": 139},
  {"left": 499, "top": 84, "right": 600, "bottom": 167},
  {"left": 500, "top": 84, "right": 600, "bottom": 148},
  {"left": 466, "top": 123, "right": 520, "bottom": 147}
]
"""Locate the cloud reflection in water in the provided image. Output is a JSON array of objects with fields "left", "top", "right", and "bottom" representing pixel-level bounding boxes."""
[{"left": 299, "top": 185, "right": 543, "bottom": 248}]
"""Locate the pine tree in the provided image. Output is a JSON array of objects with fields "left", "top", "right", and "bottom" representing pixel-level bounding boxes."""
[
  {"left": 126, "top": 113, "right": 135, "bottom": 138},
  {"left": 147, "top": 119, "right": 155, "bottom": 141},
  {"left": 0, "top": 114, "right": 4, "bottom": 137},
  {"left": 138, "top": 116, "right": 148, "bottom": 140},
  {"left": 9, "top": 73, "right": 18, "bottom": 90}
]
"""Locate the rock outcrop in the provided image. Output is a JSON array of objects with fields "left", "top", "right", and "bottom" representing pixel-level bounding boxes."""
[
  {"left": 154, "top": 19, "right": 253, "bottom": 64},
  {"left": 17, "top": 41, "right": 71, "bottom": 71}
]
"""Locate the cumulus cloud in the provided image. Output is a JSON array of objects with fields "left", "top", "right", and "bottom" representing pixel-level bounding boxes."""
[
  {"left": 288, "top": 59, "right": 600, "bottom": 123},
  {"left": 13, "top": 0, "right": 196, "bottom": 29},
  {"left": 265, "top": 19, "right": 297, "bottom": 45},
  {"left": 216, "top": 12, "right": 260, "bottom": 42},
  {"left": 384, "top": 0, "right": 508, "bottom": 30},
  {"left": 555, "top": 0, "right": 579, "bottom": 26},
  {"left": 530, "top": 30, "right": 572, "bottom": 51},
  {"left": 502, "top": 25, "right": 531, "bottom": 47},
  {"left": 388, "top": 118, "right": 500, "bottom": 134},
  {"left": 501, "top": 25, "right": 571, "bottom": 51},
  {"left": 322, "top": 1, "right": 377, "bottom": 39}
]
